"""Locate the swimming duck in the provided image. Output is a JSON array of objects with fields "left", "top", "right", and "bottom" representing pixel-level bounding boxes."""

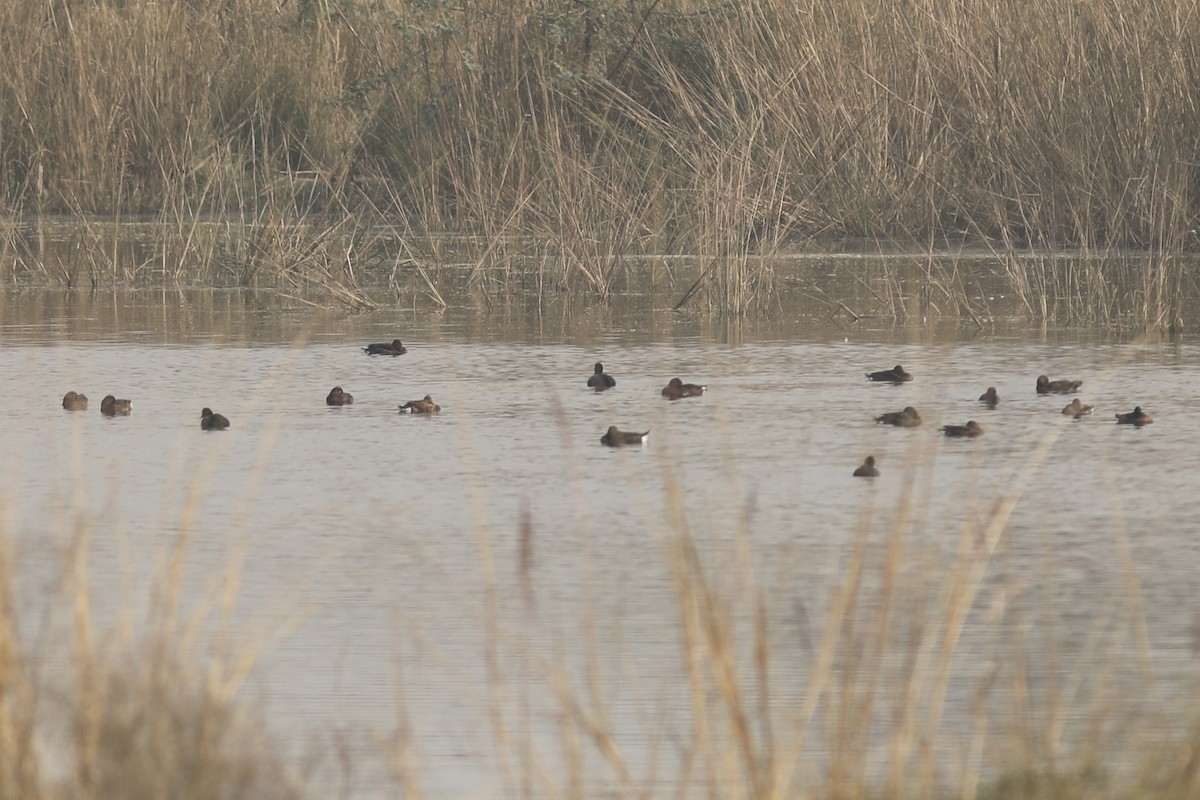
[
  {"left": 100, "top": 395, "right": 132, "bottom": 416},
  {"left": 941, "top": 420, "right": 983, "bottom": 437},
  {"left": 875, "top": 406, "right": 922, "bottom": 427},
  {"left": 200, "top": 408, "right": 230, "bottom": 430},
  {"left": 588, "top": 362, "right": 616, "bottom": 390},
  {"left": 1036, "top": 375, "right": 1082, "bottom": 394},
  {"left": 600, "top": 426, "right": 649, "bottom": 446},
  {"left": 865, "top": 365, "right": 913, "bottom": 383},
  {"left": 326, "top": 386, "right": 354, "bottom": 406},
  {"left": 979, "top": 387, "right": 999, "bottom": 408},
  {"left": 1115, "top": 406, "right": 1153, "bottom": 425},
  {"left": 853, "top": 455, "right": 880, "bottom": 477},
  {"left": 1062, "top": 398, "right": 1093, "bottom": 418},
  {"left": 62, "top": 391, "right": 89, "bottom": 411},
  {"left": 398, "top": 395, "right": 440, "bottom": 414},
  {"left": 661, "top": 378, "right": 705, "bottom": 400},
  {"left": 364, "top": 339, "right": 407, "bottom": 356}
]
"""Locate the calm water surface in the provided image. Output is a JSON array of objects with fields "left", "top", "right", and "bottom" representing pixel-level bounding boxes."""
[{"left": 2, "top": 290, "right": 1198, "bottom": 796}]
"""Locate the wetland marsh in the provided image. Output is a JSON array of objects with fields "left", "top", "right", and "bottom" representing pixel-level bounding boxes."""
[{"left": 5, "top": 0, "right": 1200, "bottom": 794}]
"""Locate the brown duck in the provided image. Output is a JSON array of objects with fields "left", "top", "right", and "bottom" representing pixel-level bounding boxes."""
[
  {"left": 1115, "top": 406, "right": 1153, "bottom": 425},
  {"left": 100, "top": 395, "right": 132, "bottom": 416},
  {"left": 399, "top": 395, "right": 440, "bottom": 414},
  {"left": 200, "top": 408, "right": 230, "bottom": 430},
  {"left": 875, "top": 406, "right": 922, "bottom": 427},
  {"left": 62, "top": 391, "right": 89, "bottom": 411},
  {"left": 1062, "top": 398, "right": 1093, "bottom": 418},
  {"left": 979, "top": 387, "right": 999, "bottom": 408},
  {"left": 326, "top": 386, "right": 354, "bottom": 406},
  {"left": 866, "top": 364, "right": 913, "bottom": 383},
  {"left": 853, "top": 455, "right": 880, "bottom": 478},
  {"left": 661, "top": 378, "right": 705, "bottom": 400},
  {"left": 600, "top": 426, "right": 649, "bottom": 446},
  {"left": 1036, "top": 375, "right": 1082, "bottom": 394},
  {"left": 941, "top": 420, "right": 983, "bottom": 438}
]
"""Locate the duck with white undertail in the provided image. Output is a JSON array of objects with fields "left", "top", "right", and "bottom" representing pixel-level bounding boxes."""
[
  {"left": 399, "top": 395, "right": 440, "bottom": 414},
  {"left": 600, "top": 426, "right": 649, "bottom": 446}
]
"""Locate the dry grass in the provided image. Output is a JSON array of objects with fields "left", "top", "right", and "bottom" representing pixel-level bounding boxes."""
[
  {"left": 0, "top": 533, "right": 305, "bottom": 800},
  {"left": 3, "top": 0, "right": 1200, "bottom": 317}
]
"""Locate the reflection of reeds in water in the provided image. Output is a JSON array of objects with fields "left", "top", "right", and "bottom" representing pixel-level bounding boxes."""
[
  {"left": 995, "top": 252, "right": 1187, "bottom": 330},
  {"left": 13, "top": 218, "right": 1192, "bottom": 331}
]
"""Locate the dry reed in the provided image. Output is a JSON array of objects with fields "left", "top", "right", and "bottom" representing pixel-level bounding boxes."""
[
  {"left": 3, "top": 1, "right": 1200, "bottom": 316},
  {"left": 0, "top": 526, "right": 305, "bottom": 800}
]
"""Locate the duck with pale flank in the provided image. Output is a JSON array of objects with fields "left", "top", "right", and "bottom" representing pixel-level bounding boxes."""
[
  {"left": 364, "top": 339, "right": 407, "bottom": 356},
  {"left": 588, "top": 362, "right": 616, "bottom": 391},
  {"left": 853, "top": 455, "right": 879, "bottom": 477},
  {"left": 399, "top": 395, "right": 440, "bottom": 414},
  {"left": 865, "top": 364, "right": 913, "bottom": 383},
  {"left": 979, "top": 387, "right": 999, "bottom": 408},
  {"left": 200, "top": 408, "right": 230, "bottom": 430},
  {"left": 600, "top": 426, "right": 649, "bottom": 447},
  {"left": 100, "top": 395, "right": 132, "bottom": 416},
  {"left": 662, "top": 377, "right": 705, "bottom": 400},
  {"left": 1062, "top": 398, "right": 1093, "bottom": 418},
  {"left": 941, "top": 420, "right": 983, "bottom": 438},
  {"left": 875, "top": 406, "right": 922, "bottom": 427},
  {"left": 1115, "top": 406, "right": 1153, "bottom": 425},
  {"left": 326, "top": 386, "right": 354, "bottom": 406},
  {"left": 1036, "top": 374, "right": 1082, "bottom": 394},
  {"left": 62, "top": 391, "right": 89, "bottom": 411}
]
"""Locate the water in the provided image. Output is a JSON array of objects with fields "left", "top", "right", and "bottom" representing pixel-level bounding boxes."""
[{"left": 2, "top": 289, "right": 1198, "bottom": 796}]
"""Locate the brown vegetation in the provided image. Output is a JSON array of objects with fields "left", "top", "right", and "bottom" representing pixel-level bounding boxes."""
[
  {"left": 0, "top": 533, "right": 304, "bottom": 799},
  {"left": 2, "top": 0, "right": 1199, "bottom": 317}
]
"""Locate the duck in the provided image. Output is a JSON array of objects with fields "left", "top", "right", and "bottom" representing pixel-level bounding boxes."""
[
  {"left": 661, "top": 377, "right": 705, "bottom": 400},
  {"left": 979, "top": 387, "right": 999, "bottom": 408},
  {"left": 941, "top": 420, "right": 983, "bottom": 438},
  {"left": 853, "top": 455, "right": 879, "bottom": 477},
  {"left": 1115, "top": 406, "right": 1153, "bottom": 425},
  {"left": 200, "top": 408, "right": 230, "bottom": 430},
  {"left": 62, "top": 391, "right": 89, "bottom": 411},
  {"left": 363, "top": 339, "right": 407, "bottom": 356},
  {"left": 399, "top": 394, "right": 440, "bottom": 414},
  {"left": 875, "top": 406, "right": 922, "bottom": 427},
  {"left": 326, "top": 386, "right": 354, "bottom": 406},
  {"left": 1062, "top": 398, "right": 1093, "bottom": 418},
  {"left": 100, "top": 395, "right": 132, "bottom": 416},
  {"left": 1036, "top": 374, "right": 1082, "bottom": 394},
  {"left": 587, "top": 362, "right": 616, "bottom": 391},
  {"left": 600, "top": 426, "right": 649, "bottom": 446},
  {"left": 865, "top": 364, "right": 913, "bottom": 383}
]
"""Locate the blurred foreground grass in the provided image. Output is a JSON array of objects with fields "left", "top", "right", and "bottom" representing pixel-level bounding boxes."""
[{"left": 1, "top": 476, "right": 1197, "bottom": 800}]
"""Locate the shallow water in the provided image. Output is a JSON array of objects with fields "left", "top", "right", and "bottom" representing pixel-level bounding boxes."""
[{"left": 3, "top": 289, "right": 1198, "bottom": 796}]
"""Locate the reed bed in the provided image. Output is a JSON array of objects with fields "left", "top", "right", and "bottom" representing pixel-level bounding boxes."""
[{"left": 4, "top": 0, "right": 1200, "bottom": 317}]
